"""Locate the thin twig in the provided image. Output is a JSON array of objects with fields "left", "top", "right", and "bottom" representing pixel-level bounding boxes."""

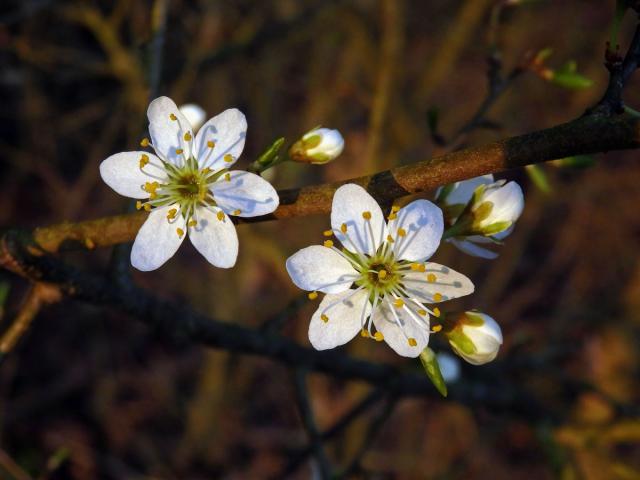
[{"left": 293, "top": 368, "right": 333, "bottom": 480}]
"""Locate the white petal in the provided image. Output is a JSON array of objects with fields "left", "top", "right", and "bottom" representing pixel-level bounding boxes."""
[
  {"left": 100, "top": 151, "right": 164, "bottom": 199},
  {"left": 210, "top": 171, "right": 279, "bottom": 217},
  {"left": 479, "top": 181, "right": 524, "bottom": 227},
  {"left": 286, "top": 245, "right": 358, "bottom": 294},
  {"left": 331, "top": 184, "right": 386, "bottom": 256},
  {"left": 131, "top": 204, "right": 186, "bottom": 271},
  {"left": 402, "top": 263, "right": 475, "bottom": 302},
  {"left": 194, "top": 108, "right": 247, "bottom": 170},
  {"left": 390, "top": 199, "right": 443, "bottom": 262},
  {"left": 440, "top": 175, "right": 494, "bottom": 206},
  {"left": 189, "top": 206, "right": 239, "bottom": 268},
  {"left": 179, "top": 103, "right": 206, "bottom": 133},
  {"left": 148, "top": 96, "right": 193, "bottom": 164},
  {"left": 372, "top": 302, "right": 429, "bottom": 358},
  {"left": 308, "top": 289, "right": 370, "bottom": 351},
  {"left": 449, "top": 238, "right": 499, "bottom": 259}
]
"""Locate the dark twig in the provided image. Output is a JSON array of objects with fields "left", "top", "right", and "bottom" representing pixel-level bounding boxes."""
[
  {"left": 337, "top": 395, "right": 398, "bottom": 479},
  {"left": 596, "top": 16, "right": 640, "bottom": 115},
  {"left": 279, "top": 388, "right": 386, "bottom": 478},
  {"left": 293, "top": 368, "right": 333, "bottom": 480}
]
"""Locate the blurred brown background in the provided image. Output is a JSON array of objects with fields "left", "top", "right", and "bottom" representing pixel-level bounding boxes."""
[{"left": 0, "top": 0, "right": 639, "bottom": 479}]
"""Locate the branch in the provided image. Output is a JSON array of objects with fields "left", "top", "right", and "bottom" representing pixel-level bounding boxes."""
[{"left": 23, "top": 113, "right": 640, "bottom": 255}]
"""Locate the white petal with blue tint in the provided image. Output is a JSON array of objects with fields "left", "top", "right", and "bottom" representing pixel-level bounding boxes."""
[
  {"left": 131, "top": 203, "right": 186, "bottom": 271},
  {"left": 211, "top": 171, "right": 279, "bottom": 217},
  {"left": 189, "top": 206, "right": 239, "bottom": 268},
  {"left": 148, "top": 96, "right": 193, "bottom": 164},
  {"left": 389, "top": 199, "right": 443, "bottom": 262},
  {"left": 100, "top": 151, "right": 165, "bottom": 199},
  {"left": 286, "top": 246, "right": 358, "bottom": 294},
  {"left": 194, "top": 108, "right": 247, "bottom": 170}
]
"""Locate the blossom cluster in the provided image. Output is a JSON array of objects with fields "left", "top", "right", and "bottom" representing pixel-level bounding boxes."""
[{"left": 100, "top": 96, "right": 525, "bottom": 382}]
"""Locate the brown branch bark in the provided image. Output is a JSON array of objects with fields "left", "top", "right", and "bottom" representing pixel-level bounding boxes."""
[{"left": 25, "top": 112, "right": 640, "bottom": 254}]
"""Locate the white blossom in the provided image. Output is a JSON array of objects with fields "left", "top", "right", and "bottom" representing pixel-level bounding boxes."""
[
  {"left": 289, "top": 127, "right": 344, "bottom": 164},
  {"left": 100, "top": 96, "right": 279, "bottom": 271},
  {"left": 286, "top": 184, "right": 474, "bottom": 358},
  {"left": 179, "top": 103, "right": 207, "bottom": 133},
  {"left": 446, "top": 311, "right": 503, "bottom": 365}
]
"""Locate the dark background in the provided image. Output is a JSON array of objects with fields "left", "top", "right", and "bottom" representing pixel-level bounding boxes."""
[{"left": 0, "top": 1, "right": 639, "bottom": 478}]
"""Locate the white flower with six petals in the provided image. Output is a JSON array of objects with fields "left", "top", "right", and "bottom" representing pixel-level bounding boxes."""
[
  {"left": 286, "top": 184, "right": 474, "bottom": 358},
  {"left": 100, "top": 96, "right": 279, "bottom": 271}
]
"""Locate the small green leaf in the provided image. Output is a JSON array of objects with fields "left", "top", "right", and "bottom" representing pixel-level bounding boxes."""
[
  {"left": 550, "top": 66, "right": 593, "bottom": 90},
  {"left": 256, "top": 137, "right": 285, "bottom": 168},
  {"left": 551, "top": 155, "right": 595, "bottom": 169},
  {"left": 526, "top": 164, "right": 552, "bottom": 194},
  {"left": 419, "top": 347, "right": 448, "bottom": 397}
]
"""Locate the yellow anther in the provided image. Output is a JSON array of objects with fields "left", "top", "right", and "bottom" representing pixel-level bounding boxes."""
[
  {"left": 139, "top": 154, "right": 149, "bottom": 168},
  {"left": 410, "top": 263, "right": 420, "bottom": 271},
  {"left": 149, "top": 192, "right": 158, "bottom": 200},
  {"left": 184, "top": 131, "right": 192, "bottom": 141},
  {"left": 232, "top": 209, "right": 242, "bottom": 215},
  {"left": 167, "top": 209, "right": 177, "bottom": 220},
  {"left": 207, "top": 140, "right": 215, "bottom": 149},
  {"left": 140, "top": 137, "right": 150, "bottom": 147},
  {"left": 188, "top": 219, "right": 197, "bottom": 228},
  {"left": 202, "top": 167, "right": 212, "bottom": 175},
  {"left": 308, "top": 291, "right": 318, "bottom": 300},
  {"left": 397, "top": 228, "right": 407, "bottom": 237},
  {"left": 378, "top": 269, "right": 387, "bottom": 279},
  {"left": 224, "top": 154, "right": 234, "bottom": 163},
  {"left": 418, "top": 264, "right": 426, "bottom": 272},
  {"left": 321, "top": 314, "right": 329, "bottom": 323},
  {"left": 176, "top": 228, "right": 184, "bottom": 238},
  {"left": 393, "top": 298, "right": 404, "bottom": 308},
  {"left": 427, "top": 273, "right": 437, "bottom": 283},
  {"left": 169, "top": 113, "right": 177, "bottom": 121},
  {"left": 323, "top": 230, "right": 333, "bottom": 237},
  {"left": 387, "top": 213, "right": 397, "bottom": 221},
  {"left": 143, "top": 203, "right": 152, "bottom": 212},
  {"left": 144, "top": 182, "right": 159, "bottom": 193},
  {"left": 216, "top": 210, "right": 225, "bottom": 221},
  {"left": 408, "top": 338, "right": 418, "bottom": 347},
  {"left": 386, "top": 234, "right": 394, "bottom": 243},
  {"left": 85, "top": 237, "right": 95, "bottom": 250},
  {"left": 417, "top": 309, "right": 427, "bottom": 316},
  {"left": 360, "top": 329, "right": 369, "bottom": 338},
  {"left": 433, "top": 293, "right": 443, "bottom": 302},
  {"left": 323, "top": 240, "right": 334, "bottom": 248},
  {"left": 341, "top": 223, "right": 348, "bottom": 234},
  {"left": 136, "top": 200, "right": 143, "bottom": 210},
  {"left": 175, "top": 148, "right": 184, "bottom": 155},
  {"left": 433, "top": 307, "right": 441, "bottom": 318},
  {"left": 362, "top": 211, "right": 372, "bottom": 220},
  {"left": 374, "top": 331, "right": 384, "bottom": 342},
  {"left": 391, "top": 205, "right": 400, "bottom": 213},
  {"left": 224, "top": 173, "right": 231, "bottom": 182},
  {"left": 431, "top": 325, "right": 443, "bottom": 333}
]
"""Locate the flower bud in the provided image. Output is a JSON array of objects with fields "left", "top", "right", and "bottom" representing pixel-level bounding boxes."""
[
  {"left": 179, "top": 103, "right": 206, "bottom": 133},
  {"left": 289, "top": 127, "right": 344, "bottom": 164},
  {"left": 445, "top": 311, "right": 503, "bottom": 365},
  {"left": 470, "top": 181, "right": 524, "bottom": 236}
]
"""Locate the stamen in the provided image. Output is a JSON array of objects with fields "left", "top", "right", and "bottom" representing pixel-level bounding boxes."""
[
  {"left": 378, "top": 269, "right": 387, "bottom": 279},
  {"left": 433, "top": 293, "right": 443, "bottom": 302},
  {"left": 386, "top": 235, "right": 394, "bottom": 243},
  {"left": 391, "top": 205, "right": 400, "bottom": 213},
  {"left": 417, "top": 309, "right": 427, "bottom": 316},
  {"left": 139, "top": 154, "right": 150, "bottom": 169},
  {"left": 224, "top": 173, "right": 231, "bottom": 182},
  {"left": 373, "top": 331, "right": 384, "bottom": 342},
  {"left": 397, "top": 228, "right": 407, "bottom": 237},
  {"left": 321, "top": 314, "right": 329, "bottom": 323},
  {"left": 136, "top": 201, "right": 143, "bottom": 210},
  {"left": 387, "top": 213, "right": 397, "bottom": 221},
  {"left": 188, "top": 219, "right": 197, "bottom": 228},
  {"left": 360, "top": 329, "right": 369, "bottom": 338},
  {"left": 175, "top": 148, "right": 184, "bottom": 155},
  {"left": 393, "top": 298, "right": 404, "bottom": 308},
  {"left": 167, "top": 208, "right": 178, "bottom": 220},
  {"left": 143, "top": 204, "right": 152, "bottom": 212},
  {"left": 340, "top": 223, "right": 348, "bottom": 234},
  {"left": 433, "top": 307, "right": 441, "bottom": 318},
  {"left": 427, "top": 273, "right": 437, "bottom": 283},
  {"left": 176, "top": 228, "right": 184, "bottom": 238},
  {"left": 216, "top": 211, "right": 225, "bottom": 221},
  {"left": 323, "top": 240, "right": 334, "bottom": 248},
  {"left": 308, "top": 291, "right": 318, "bottom": 300},
  {"left": 140, "top": 138, "right": 150, "bottom": 147},
  {"left": 323, "top": 230, "right": 333, "bottom": 237},
  {"left": 224, "top": 154, "right": 234, "bottom": 163},
  {"left": 407, "top": 338, "right": 418, "bottom": 347},
  {"left": 431, "top": 325, "right": 442, "bottom": 333},
  {"left": 232, "top": 209, "right": 241, "bottom": 215},
  {"left": 170, "top": 113, "right": 177, "bottom": 121},
  {"left": 184, "top": 132, "right": 192, "bottom": 141},
  {"left": 362, "top": 211, "right": 372, "bottom": 220}
]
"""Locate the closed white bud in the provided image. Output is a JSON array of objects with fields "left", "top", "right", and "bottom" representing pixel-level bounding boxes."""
[
  {"left": 446, "top": 311, "right": 503, "bottom": 365},
  {"left": 470, "top": 181, "right": 524, "bottom": 236},
  {"left": 179, "top": 103, "right": 207, "bottom": 133},
  {"left": 289, "top": 127, "right": 344, "bottom": 164}
]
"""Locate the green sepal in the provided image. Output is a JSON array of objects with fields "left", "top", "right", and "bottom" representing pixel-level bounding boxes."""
[
  {"left": 446, "top": 329, "right": 477, "bottom": 356},
  {"left": 256, "top": 137, "right": 285, "bottom": 168},
  {"left": 419, "top": 347, "right": 448, "bottom": 397},
  {"left": 526, "top": 164, "right": 552, "bottom": 194},
  {"left": 481, "top": 220, "right": 512, "bottom": 236},
  {"left": 550, "top": 62, "right": 593, "bottom": 89}
]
